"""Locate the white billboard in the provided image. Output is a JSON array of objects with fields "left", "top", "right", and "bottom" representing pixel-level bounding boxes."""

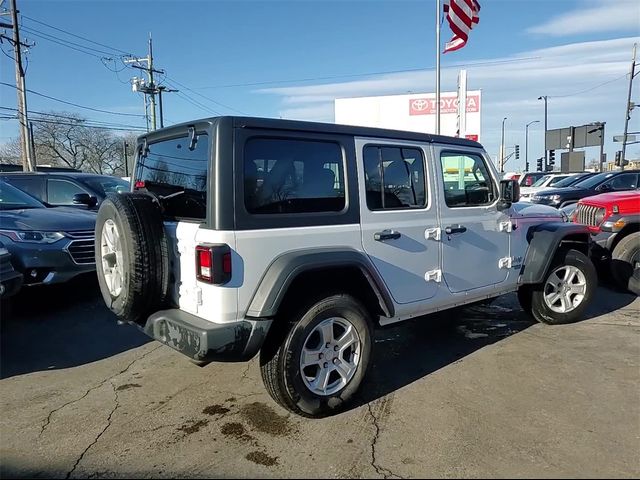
[{"left": 334, "top": 90, "right": 482, "bottom": 141}]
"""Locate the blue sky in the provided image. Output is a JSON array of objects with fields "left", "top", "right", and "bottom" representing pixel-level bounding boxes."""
[{"left": 1, "top": 0, "right": 639, "bottom": 171}]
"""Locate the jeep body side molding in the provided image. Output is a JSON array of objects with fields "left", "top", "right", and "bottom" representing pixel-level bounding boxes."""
[
  {"left": 520, "top": 222, "right": 591, "bottom": 284},
  {"left": 245, "top": 248, "right": 395, "bottom": 318}
]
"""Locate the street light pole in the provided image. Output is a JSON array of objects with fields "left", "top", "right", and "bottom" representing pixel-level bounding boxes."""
[
  {"left": 525, "top": 120, "right": 540, "bottom": 172},
  {"left": 538, "top": 95, "right": 548, "bottom": 171},
  {"left": 500, "top": 117, "right": 507, "bottom": 173}
]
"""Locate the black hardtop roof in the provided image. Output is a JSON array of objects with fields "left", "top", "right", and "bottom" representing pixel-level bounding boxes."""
[{"left": 144, "top": 116, "right": 484, "bottom": 149}]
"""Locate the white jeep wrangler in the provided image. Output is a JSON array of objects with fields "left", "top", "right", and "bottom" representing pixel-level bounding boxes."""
[{"left": 95, "top": 117, "right": 597, "bottom": 417}]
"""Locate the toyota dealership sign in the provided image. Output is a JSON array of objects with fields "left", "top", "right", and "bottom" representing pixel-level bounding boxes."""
[{"left": 335, "top": 90, "right": 482, "bottom": 140}]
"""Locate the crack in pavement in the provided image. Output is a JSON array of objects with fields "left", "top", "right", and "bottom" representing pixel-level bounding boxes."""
[
  {"left": 39, "top": 345, "right": 162, "bottom": 438},
  {"left": 240, "top": 362, "right": 252, "bottom": 382},
  {"left": 366, "top": 402, "right": 403, "bottom": 479},
  {"left": 65, "top": 381, "right": 120, "bottom": 479}
]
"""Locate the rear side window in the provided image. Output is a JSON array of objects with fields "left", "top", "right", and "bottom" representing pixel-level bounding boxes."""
[
  {"left": 244, "top": 138, "right": 345, "bottom": 214},
  {"left": 363, "top": 146, "right": 427, "bottom": 210},
  {"left": 136, "top": 133, "right": 209, "bottom": 220}
]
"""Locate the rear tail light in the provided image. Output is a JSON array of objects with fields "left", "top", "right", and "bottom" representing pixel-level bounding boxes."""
[
  {"left": 134, "top": 180, "right": 146, "bottom": 189},
  {"left": 196, "top": 244, "right": 232, "bottom": 285}
]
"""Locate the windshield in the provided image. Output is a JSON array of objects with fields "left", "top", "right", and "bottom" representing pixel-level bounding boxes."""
[
  {"left": 83, "top": 176, "right": 130, "bottom": 197},
  {"left": 553, "top": 174, "right": 589, "bottom": 188},
  {"left": 548, "top": 175, "right": 569, "bottom": 186},
  {"left": 0, "top": 181, "right": 45, "bottom": 210},
  {"left": 531, "top": 175, "right": 551, "bottom": 187},
  {"left": 573, "top": 172, "right": 615, "bottom": 189}
]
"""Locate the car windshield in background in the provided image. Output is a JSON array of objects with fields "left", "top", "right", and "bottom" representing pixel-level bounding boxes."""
[
  {"left": 548, "top": 176, "right": 569, "bottom": 186},
  {"left": 573, "top": 172, "right": 615, "bottom": 189},
  {"left": 553, "top": 174, "right": 589, "bottom": 188},
  {"left": 532, "top": 175, "right": 551, "bottom": 187},
  {"left": 0, "top": 181, "right": 45, "bottom": 210},
  {"left": 84, "top": 177, "right": 130, "bottom": 197}
]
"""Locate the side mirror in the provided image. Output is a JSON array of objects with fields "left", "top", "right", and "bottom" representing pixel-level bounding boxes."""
[
  {"left": 73, "top": 193, "right": 98, "bottom": 208},
  {"left": 596, "top": 183, "right": 612, "bottom": 192},
  {"left": 498, "top": 179, "right": 520, "bottom": 210}
]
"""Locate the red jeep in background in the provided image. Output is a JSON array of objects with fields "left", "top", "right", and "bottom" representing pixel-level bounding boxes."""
[{"left": 573, "top": 190, "right": 640, "bottom": 295}]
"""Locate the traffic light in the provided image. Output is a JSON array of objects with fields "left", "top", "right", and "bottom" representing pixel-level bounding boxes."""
[
  {"left": 549, "top": 149, "right": 555, "bottom": 168},
  {"left": 614, "top": 150, "right": 628, "bottom": 167},
  {"left": 515, "top": 144, "right": 520, "bottom": 160},
  {"left": 536, "top": 157, "right": 543, "bottom": 172},
  {"left": 525, "top": 160, "right": 530, "bottom": 172}
]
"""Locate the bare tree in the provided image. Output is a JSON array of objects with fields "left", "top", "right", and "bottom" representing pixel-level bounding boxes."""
[{"left": 0, "top": 112, "right": 140, "bottom": 175}]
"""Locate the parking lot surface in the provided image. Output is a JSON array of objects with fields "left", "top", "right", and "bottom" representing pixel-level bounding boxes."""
[{"left": 1, "top": 276, "right": 639, "bottom": 479}]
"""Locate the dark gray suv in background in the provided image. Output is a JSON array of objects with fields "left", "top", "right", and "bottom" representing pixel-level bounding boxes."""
[
  {"left": 0, "top": 181, "right": 96, "bottom": 285},
  {"left": 1, "top": 172, "right": 129, "bottom": 210}
]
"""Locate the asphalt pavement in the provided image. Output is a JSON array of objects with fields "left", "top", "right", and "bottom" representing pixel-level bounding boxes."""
[{"left": 1, "top": 275, "right": 638, "bottom": 478}]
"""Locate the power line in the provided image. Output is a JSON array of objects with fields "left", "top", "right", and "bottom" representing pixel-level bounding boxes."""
[
  {"left": 20, "top": 14, "right": 134, "bottom": 56},
  {"left": 0, "top": 81, "right": 145, "bottom": 117},
  {"left": 0, "top": 114, "right": 145, "bottom": 132},
  {"left": 20, "top": 25, "right": 115, "bottom": 58},
  {"left": 192, "top": 56, "right": 544, "bottom": 90},
  {"left": 163, "top": 75, "right": 248, "bottom": 115},
  {"left": 0, "top": 106, "right": 146, "bottom": 129},
  {"left": 549, "top": 73, "right": 629, "bottom": 98}
]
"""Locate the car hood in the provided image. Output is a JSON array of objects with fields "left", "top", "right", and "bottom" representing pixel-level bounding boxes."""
[
  {"left": 580, "top": 190, "right": 639, "bottom": 204},
  {"left": 0, "top": 207, "right": 96, "bottom": 232},
  {"left": 532, "top": 186, "right": 588, "bottom": 197},
  {"left": 511, "top": 202, "right": 563, "bottom": 219}
]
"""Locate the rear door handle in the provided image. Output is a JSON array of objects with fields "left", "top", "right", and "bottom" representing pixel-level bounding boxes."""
[
  {"left": 444, "top": 225, "right": 467, "bottom": 235},
  {"left": 374, "top": 229, "right": 401, "bottom": 241}
]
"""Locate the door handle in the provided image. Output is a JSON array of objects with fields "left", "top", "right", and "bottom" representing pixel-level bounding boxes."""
[
  {"left": 444, "top": 225, "right": 467, "bottom": 235},
  {"left": 374, "top": 229, "right": 401, "bottom": 241}
]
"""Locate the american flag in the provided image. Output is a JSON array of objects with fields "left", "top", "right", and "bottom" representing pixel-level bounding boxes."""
[{"left": 443, "top": 0, "right": 481, "bottom": 53}]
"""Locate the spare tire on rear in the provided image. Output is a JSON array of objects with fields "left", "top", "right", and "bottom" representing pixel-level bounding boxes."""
[{"left": 95, "top": 192, "right": 169, "bottom": 324}]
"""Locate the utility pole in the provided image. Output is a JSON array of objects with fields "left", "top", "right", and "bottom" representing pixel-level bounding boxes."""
[
  {"left": 4, "top": 0, "right": 34, "bottom": 171},
  {"left": 538, "top": 95, "right": 548, "bottom": 171},
  {"left": 500, "top": 117, "right": 507, "bottom": 173},
  {"left": 157, "top": 85, "right": 178, "bottom": 129},
  {"left": 123, "top": 139, "right": 129, "bottom": 177},
  {"left": 620, "top": 42, "right": 637, "bottom": 171},
  {"left": 525, "top": 120, "right": 540, "bottom": 173},
  {"left": 125, "top": 33, "right": 167, "bottom": 131}
]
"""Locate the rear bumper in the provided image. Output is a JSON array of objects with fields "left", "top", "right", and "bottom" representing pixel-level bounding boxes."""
[{"left": 143, "top": 309, "right": 272, "bottom": 362}]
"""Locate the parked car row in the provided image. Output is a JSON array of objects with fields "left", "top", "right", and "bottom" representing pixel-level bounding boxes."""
[{"left": 0, "top": 172, "right": 131, "bottom": 300}]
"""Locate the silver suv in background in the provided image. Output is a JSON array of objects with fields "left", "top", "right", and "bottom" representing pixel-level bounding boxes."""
[{"left": 94, "top": 117, "right": 597, "bottom": 417}]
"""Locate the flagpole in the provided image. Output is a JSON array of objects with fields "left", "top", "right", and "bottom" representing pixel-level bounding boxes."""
[{"left": 435, "top": 0, "right": 441, "bottom": 135}]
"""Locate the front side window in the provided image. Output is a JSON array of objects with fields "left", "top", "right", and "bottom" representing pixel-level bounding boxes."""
[
  {"left": 48, "top": 179, "right": 87, "bottom": 204},
  {"left": 605, "top": 173, "right": 637, "bottom": 190},
  {"left": 363, "top": 146, "right": 427, "bottom": 210},
  {"left": 244, "top": 138, "right": 345, "bottom": 214},
  {"left": 440, "top": 152, "right": 496, "bottom": 207}
]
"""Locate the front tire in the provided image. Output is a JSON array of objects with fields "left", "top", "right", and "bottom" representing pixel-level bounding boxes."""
[
  {"left": 260, "top": 294, "right": 373, "bottom": 418},
  {"left": 610, "top": 232, "right": 640, "bottom": 295},
  {"left": 528, "top": 249, "right": 597, "bottom": 325}
]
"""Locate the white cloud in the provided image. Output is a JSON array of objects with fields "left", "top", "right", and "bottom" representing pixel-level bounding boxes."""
[
  {"left": 257, "top": 36, "right": 640, "bottom": 167},
  {"left": 527, "top": 0, "right": 640, "bottom": 37}
]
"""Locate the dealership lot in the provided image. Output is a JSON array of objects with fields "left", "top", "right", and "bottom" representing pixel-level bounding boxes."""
[{"left": 1, "top": 277, "right": 638, "bottom": 479}]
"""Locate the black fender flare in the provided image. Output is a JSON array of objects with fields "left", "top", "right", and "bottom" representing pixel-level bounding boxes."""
[
  {"left": 245, "top": 247, "right": 394, "bottom": 318},
  {"left": 520, "top": 222, "right": 591, "bottom": 284}
]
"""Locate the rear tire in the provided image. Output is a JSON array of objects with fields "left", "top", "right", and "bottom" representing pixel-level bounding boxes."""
[
  {"left": 528, "top": 249, "right": 597, "bottom": 325},
  {"left": 610, "top": 232, "right": 640, "bottom": 295},
  {"left": 260, "top": 294, "right": 373, "bottom": 418},
  {"left": 95, "top": 193, "right": 169, "bottom": 324}
]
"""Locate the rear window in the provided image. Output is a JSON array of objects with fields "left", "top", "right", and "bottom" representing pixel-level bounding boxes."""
[{"left": 135, "top": 133, "right": 209, "bottom": 220}]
